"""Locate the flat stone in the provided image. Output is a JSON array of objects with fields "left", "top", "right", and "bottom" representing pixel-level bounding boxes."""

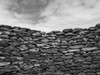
[
  {"left": 34, "top": 64, "right": 40, "bottom": 66},
  {"left": 65, "top": 52, "right": 74, "bottom": 56},
  {"left": 69, "top": 45, "right": 84, "bottom": 49},
  {"left": 82, "top": 47, "right": 98, "bottom": 51},
  {"left": 41, "top": 38, "right": 49, "bottom": 42},
  {"left": 89, "top": 64, "right": 99, "bottom": 68},
  {"left": 29, "top": 48, "right": 39, "bottom": 52},
  {"left": 0, "top": 38, "right": 3, "bottom": 41},
  {"left": 68, "top": 49, "right": 80, "bottom": 52},
  {"left": 47, "top": 36, "right": 56, "bottom": 40},
  {"left": 77, "top": 72, "right": 86, "bottom": 75},
  {"left": 32, "top": 32, "right": 41, "bottom": 37},
  {"left": 62, "top": 55, "right": 73, "bottom": 59},
  {"left": 23, "top": 37, "right": 32, "bottom": 41},
  {"left": 36, "top": 43, "right": 45, "bottom": 47},
  {"left": 86, "top": 73, "right": 96, "bottom": 75},
  {"left": 64, "top": 73, "right": 72, "bottom": 75},
  {"left": 0, "top": 62, "right": 10, "bottom": 66},
  {"left": 0, "top": 35, "right": 9, "bottom": 38},
  {"left": 63, "top": 28, "right": 73, "bottom": 33}
]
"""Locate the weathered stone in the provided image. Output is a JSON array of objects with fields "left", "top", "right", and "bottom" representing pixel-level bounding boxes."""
[
  {"left": 96, "top": 23, "right": 100, "bottom": 28},
  {"left": 77, "top": 72, "right": 86, "bottom": 75},
  {"left": 0, "top": 62, "right": 10, "bottom": 66},
  {"left": 29, "top": 48, "right": 39, "bottom": 52},
  {"left": 63, "top": 28, "right": 73, "bottom": 33},
  {"left": 85, "top": 56, "right": 92, "bottom": 62},
  {"left": 89, "top": 64, "right": 99, "bottom": 68},
  {"left": 82, "top": 47, "right": 98, "bottom": 51},
  {"left": 0, "top": 35, "right": 9, "bottom": 38},
  {"left": 36, "top": 43, "right": 45, "bottom": 47},
  {"left": 32, "top": 31, "right": 41, "bottom": 37},
  {"left": 23, "top": 37, "right": 32, "bottom": 41},
  {"left": 69, "top": 45, "right": 84, "bottom": 49},
  {"left": 65, "top": 52, "right": 74, "bottom": 56},
  {"left": 34, "top": 64, "right": 40, "bottom": 66},
  {"left": 19, "top": 45, "right": 28, "bottom": 51},
  {"left": 79, "top": 30, "right": 88, "bottom": 35},
  {"left": 62, "top": 55, "right": 73, "bottom": 59},
  {"left": 68, "top": 49, "right": 80, "bottom": 52}
]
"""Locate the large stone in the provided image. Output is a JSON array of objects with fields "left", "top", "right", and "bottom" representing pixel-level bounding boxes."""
[
  {"left": 0, "top": 62, "right": 10, "bottom": 66},
  {"left": 68, "top": 49, "right": 80, "bottom": 52}
]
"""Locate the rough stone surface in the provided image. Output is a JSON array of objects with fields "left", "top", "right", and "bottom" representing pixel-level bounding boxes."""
[{"left": 0, "top": 24, "right": 100, "bottom": 75}]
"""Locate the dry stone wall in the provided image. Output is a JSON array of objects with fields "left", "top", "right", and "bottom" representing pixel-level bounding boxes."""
[{"left": 0, "top": 24, "right": 100, "bottom": 75}]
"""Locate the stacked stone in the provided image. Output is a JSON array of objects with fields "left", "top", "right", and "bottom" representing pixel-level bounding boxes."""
[{"left": 0, "top": 24, "right": 100, "bottom": 75}]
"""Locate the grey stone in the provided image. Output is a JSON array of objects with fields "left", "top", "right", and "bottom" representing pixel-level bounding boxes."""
[
  {"left": 63, "top": 28, "right": 73, "bottom": 33},
  {"left": 19, "top": 45, "right": 28, "bottom": 51},
  {"left": 82, "top": 47, "right": 98, "bottom": 51},
  {"left": 69, "top": 45, "right": 84, "bottom": 49},
  {"left": 68, "top": 49, "right": 80, "bottom": 52},
  {"left": 0, "top": 62, "right": 10, "bottom": 66},
  {"left": 77, "top": 72, "right": 86, "bottom": 75}
]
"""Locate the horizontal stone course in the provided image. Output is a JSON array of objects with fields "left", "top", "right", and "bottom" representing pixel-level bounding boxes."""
[{"left": 0, "top": 24, "right": 100, "bottom": 75}]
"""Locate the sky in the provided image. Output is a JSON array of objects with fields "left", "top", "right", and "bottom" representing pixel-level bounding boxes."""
[{"left": 0, "top": 0, "right": 100, "bottom": 32}]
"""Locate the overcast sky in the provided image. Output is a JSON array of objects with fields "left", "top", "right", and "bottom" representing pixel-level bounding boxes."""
[{"left": 0, "top": 0, "right": 100, "bottom": 32}]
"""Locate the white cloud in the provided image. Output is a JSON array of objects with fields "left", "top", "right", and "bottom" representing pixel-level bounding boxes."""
[{"left": 0, "top": 0, "right": 100, "bottom": 32}]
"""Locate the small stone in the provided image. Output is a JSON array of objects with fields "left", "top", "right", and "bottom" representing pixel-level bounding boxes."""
[
  {"left": 29, "top": 48, "right": 39, "bottom": 52},
  {"left": 47, "top": 36, "right": 56, "bottom": 40},
  {"left": 32, "top": 31, "right": 41, "bottom": 37},
  {"left": 19, "top": 45, "right": 28, "bottom": 51},
  {"left": 77, "top": 72, "right": 86, "bottom": 75},
  {"left": 41, "top": 38, "right": 49, "bottom": 43},
  {"left": 34, "top": 64, "right": 40, "bottom": 66},
  {"left": 79, "top": 31, "right": 88, "bottom": 35},
  {"left": 0, "top": 32, "right": 2, "bottom": 35},
  {"left": 89, "top": 64, "right": 99, "bottom": 68},
  {"left": 16, "top": 57, "right": 23, "bottom": 60},
  {"left": 73, "top": 28, "right": 82, "bottom": 33},
  {"left": 85, "top": 56, "right": 92, "bottom": 61},
  {"left": 64, "top": 74, "right": 72, "bottom": 75},
  {"left": 23, "top": 37, "right": 32, "bottom": 41},
  {"left": 36, "top": 43, "right": 45, "bottom": 47},
  {"left": 97, "top": 72, "right": 100, "bottom": 75},
  {"left": 62, "top": 55, "right": 73, "bottom": 59},
  {"left": 0, "top": 56, "right": 6, "bottom": 59}
]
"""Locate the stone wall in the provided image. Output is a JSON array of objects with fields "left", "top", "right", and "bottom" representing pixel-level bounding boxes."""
[{"left": 0, "top": 24, "right": 100, "bottom": 75}]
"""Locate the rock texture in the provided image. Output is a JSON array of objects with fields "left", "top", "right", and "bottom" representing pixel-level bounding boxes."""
[{"left": 0, "top": 24, "right": 100, "bottom": 75}]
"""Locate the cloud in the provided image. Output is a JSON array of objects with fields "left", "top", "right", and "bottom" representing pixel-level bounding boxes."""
[{"left": 0, "top": 0, "right": 100, "bottom": 32}]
